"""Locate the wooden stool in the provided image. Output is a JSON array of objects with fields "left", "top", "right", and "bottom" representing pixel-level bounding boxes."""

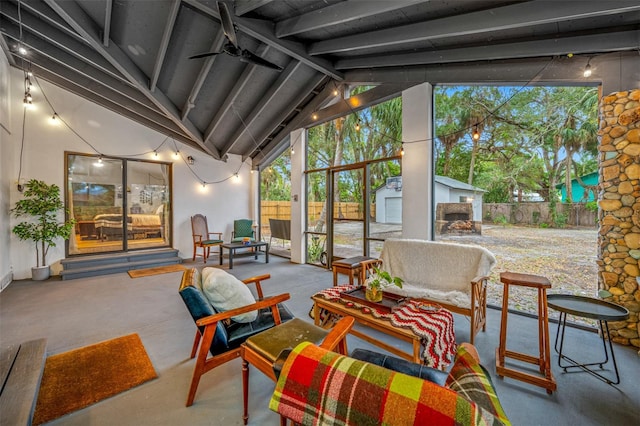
[
  {"left": 496, "top": 272, "right": 556, "bottom": 394},
  {"left": 331, "top": 256, "right": 374, "bottom": 286}
]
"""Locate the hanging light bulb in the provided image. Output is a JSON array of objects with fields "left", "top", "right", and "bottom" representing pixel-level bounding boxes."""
[
  {"left": 355, "top": 120, "right": 361, "bottom": 132},
  {"left": 201, "top": 181, "right": 207, "bottom": 189},
  {"left": 173, "top": 150, "right": 180, "bottom": 159},
  {"left": 154, "top": 150, "right": 159, "bottom": 158},
  {"left": 472, "top": 125, "right": 480, "bottom": 141},
  {"left": 50, "top": 113, "right": 59, "bottom": 125},
  {"left": 234, "top": 173, "right": 240, "bottom": 182},
  {"left": 291, "top": 146, "right": 295, "bottom": 155},
  {"left": 311, "top": 112, "right": 318, "bottom": 120},
  {"left": 18, "top": 45, "right": 27, "bottom": 55},
  {"left": 583, "top": 59, "right": 592, "bottom": 77},
  {"left": 25, "top": 92, "right": 32, "bottom": 103},
  {"left": 400, "top": 144, "right": 405, "bottom": 156}
]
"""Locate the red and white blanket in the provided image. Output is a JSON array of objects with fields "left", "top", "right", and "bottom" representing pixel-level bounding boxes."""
[{"left": 315, "top": 285, "right": 457, "bottom": 369}]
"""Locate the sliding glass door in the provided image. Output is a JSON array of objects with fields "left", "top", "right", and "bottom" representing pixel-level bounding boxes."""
[{"left": 66, "top": 153, "right": 171, "bottom": 255}]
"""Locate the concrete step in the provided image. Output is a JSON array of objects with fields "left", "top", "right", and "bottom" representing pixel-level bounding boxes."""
[{"left": 60, "top": 249, "right": 182, "bottom": 280}]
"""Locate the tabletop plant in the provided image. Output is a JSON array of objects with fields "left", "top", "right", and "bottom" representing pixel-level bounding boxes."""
[
  {"left": 365, "top": 267, "right": 403, "bottom": 302},
  {"left": 11, "top": 179, "right": 75, "bottom": 279}
]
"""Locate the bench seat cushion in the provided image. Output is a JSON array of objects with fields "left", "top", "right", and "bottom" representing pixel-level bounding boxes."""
[{"left": 384, "top": 284, "right": 471, "bottom": 309}]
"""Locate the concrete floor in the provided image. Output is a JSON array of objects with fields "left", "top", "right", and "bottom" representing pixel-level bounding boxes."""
[{"left": 1, "top": 255, "right": 639, "bottom": 425}]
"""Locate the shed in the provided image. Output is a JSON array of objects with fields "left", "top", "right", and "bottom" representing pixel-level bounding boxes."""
[
  {"left": 374, "top": 176, "right": 486, "bottom": 223},
  {"left": 556, "top": 172, "right": 598, "bottom": 202}
]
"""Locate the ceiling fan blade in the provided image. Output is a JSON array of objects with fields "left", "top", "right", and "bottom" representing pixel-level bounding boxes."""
[
  {"left": 240, "top": 50, "right": 283, "bottom": 71},
  {"left": 217, "top": 2, "right": 238, "bottom": 49},
  {"left": 188, "top": 51, "right": 222, "bottom": 59}
]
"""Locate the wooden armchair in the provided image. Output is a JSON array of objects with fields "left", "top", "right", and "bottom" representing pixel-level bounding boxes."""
[
  {"left": 178, "top": 268, "right": 294, "bottom": 406},
  {"left": 241, "top": 316, "right": 354, "bottom": 424},
  {"left": 191, "top": 214, "right": 223, "bottom": 263}
]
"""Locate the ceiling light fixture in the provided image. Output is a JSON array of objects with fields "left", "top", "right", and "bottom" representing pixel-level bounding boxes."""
[
  {"left": 311, "top": 112, "right": 318, "bottom": 120},
  {"left": 583, "top": 59, "right": 592, "bottom": 77},
  {"left": 18, "top": 45, "right": 27, "bottom": 55}
]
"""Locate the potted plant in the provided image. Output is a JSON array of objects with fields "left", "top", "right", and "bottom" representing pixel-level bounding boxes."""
[
  {"left": 11, "top": 179, "right": 75, "bottom": 280},
  {"left": 365, "top": 267, "right": 403, "bottom": 302}
]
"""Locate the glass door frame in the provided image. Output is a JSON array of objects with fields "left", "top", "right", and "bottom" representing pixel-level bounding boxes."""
[
  {"left": 305, "top": 155, "right": 401, "bottom": 269},
  {"left": 65, "top": 151, "right": 173, "bottom": 256}
]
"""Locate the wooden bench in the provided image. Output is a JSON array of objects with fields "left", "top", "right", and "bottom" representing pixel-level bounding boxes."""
[{"left": 0, "top": 338, "right": 47, "bottom": 425}]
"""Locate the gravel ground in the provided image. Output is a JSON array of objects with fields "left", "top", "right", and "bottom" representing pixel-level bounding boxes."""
[{"left": 439, "top": 225, "right": 599, "bottom": 324}]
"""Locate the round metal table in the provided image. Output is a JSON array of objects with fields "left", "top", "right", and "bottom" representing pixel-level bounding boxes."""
[{"left": 547, "top": 294, "right": 629, "bottom": 385}]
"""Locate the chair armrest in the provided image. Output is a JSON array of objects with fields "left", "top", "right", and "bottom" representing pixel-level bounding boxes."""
[
  {"left": 471, "top": 275, "right": 490, "bottom": 285},
  {"left": 193, "top": 234, "right": 203, "bottom": 243},
  {"left": 319, "top": 316, "right": 354, "bottom": 353},
  {"left": 242, "top": 274, "right": 271, "bottom": 299},
  {"left": 196, "top": 293, "right": 290, "bottom": 327},
  {"left": 208, "top": 232, "right": 222, "bottom": 239}
]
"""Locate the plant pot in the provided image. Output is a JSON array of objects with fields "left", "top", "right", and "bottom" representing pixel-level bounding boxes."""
[
  {"left": 31, "top": 265, "right": 50, "bottom": 281},
  {"left": 365, "top": 287, "right": 383, "bottom": 302}
]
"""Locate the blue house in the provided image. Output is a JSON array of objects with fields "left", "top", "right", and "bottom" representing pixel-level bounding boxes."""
[{"left": 556, "top": 172, "right": 598, "bottom": 202}]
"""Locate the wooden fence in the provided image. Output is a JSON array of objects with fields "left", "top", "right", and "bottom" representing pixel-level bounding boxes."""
[{"left": 260, "top": 201, "right": 364, "bottom": 224}]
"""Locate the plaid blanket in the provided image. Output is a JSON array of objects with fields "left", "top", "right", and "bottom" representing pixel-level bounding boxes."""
[
  {"left": 270, "top": 342, "right": 502, "bottom": 426},
  {"left": 315, "top": 286, "right": 457, "bottom": 369}
]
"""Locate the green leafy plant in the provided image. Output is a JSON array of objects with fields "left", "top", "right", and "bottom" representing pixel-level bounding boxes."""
[
  {"left": 366, "top": 267, "right": 403, "bottom": 300},
  {"left": 493, "top": 214, "right": 508, "bottom": 226},
  {"left": 11, "top": 179, "right": 76, "bottom": 267}
]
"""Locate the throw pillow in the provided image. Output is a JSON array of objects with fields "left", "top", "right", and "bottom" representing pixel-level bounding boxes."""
[
  {"left": 201, "top": 267, "right": 257, "bottom": 323},
  {"left": 446, "top": 345, "right": 511, "bottom": 425}
]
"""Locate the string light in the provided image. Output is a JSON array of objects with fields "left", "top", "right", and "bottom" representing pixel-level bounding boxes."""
[
  {"left": 583, "top": 59, "right": 592, "bottom": 77},
  {"left": 355, "top": 120, "right": 361, "bottom": 132},
  {"left": 472, "top": 125, "right": 480, "bottom": 141},
  {"left": 154, "top": 150, "right": 158, "bottom": 158},
  {"left": 49, "top": 113, "right": 59, "bottom": 125},
  {"left": 311, "top": 112, "right": 318, "bottom": 120},
  {"left": 400, "top": 144, "right": 405, "bottom": 156},
  {"left": 291, "top": 146, "right": 295, "bottom": 155}
]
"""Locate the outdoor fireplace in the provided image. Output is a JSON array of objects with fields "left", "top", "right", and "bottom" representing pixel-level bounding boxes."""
[{"left": 435, "top": 203, "right": 482, "bottom": 235}]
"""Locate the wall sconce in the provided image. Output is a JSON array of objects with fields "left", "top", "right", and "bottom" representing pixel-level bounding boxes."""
[{"left": 187, "top": 156, "right": 195, "bottom": 165}]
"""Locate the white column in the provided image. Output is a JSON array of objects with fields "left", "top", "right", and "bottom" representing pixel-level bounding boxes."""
[
  {"left": 401, "top": 83, "right": 433, "bottom": 240},
  {"left": 290, "top": 128, "right": 306, "bottom": 263},
  {"left": 249, "top": 162, "right": 260, "bottom": 239}
]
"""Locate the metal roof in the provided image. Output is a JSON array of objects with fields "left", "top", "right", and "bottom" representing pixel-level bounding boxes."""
[{"left": 2, "top": 1, "right": 638, "bottom": 167}]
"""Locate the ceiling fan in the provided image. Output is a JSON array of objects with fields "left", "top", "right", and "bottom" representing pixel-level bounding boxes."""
[{"left": 188, "top": 2, "right": 283, "bottom": 71}]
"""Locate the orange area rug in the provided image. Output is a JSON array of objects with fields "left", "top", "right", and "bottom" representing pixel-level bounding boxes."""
[
  {"left": 127, "top": 264, "right": 185, "bottom": 278},
  {"left": 33, "top": 333, "right": 157, "bottom": 425}
]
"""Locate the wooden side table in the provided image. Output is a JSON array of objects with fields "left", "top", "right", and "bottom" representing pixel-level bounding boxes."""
[
  {"left": 496, "top": 272, "right": 556, "bottom": 394},
  {"left": 331, "top": 256, "right": 375, "bottom": 286}
]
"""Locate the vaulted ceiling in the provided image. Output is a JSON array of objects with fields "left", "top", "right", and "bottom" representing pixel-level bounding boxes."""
[{"left": 1, "top": 1, "right": 638, "bottom": 167}]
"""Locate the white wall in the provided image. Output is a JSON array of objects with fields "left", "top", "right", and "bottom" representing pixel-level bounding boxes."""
[
  {"left": 4, "top": 66, "right": 252, "bottom": 280},
  {"left": 0, "top": 50, "right": 13, "bottom": 290}
]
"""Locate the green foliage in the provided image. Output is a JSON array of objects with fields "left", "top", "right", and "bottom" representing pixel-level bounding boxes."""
[
  {"left": 367, "top": 267, "right": 403, "bottom": 290},
  {"left": 493, "top": 214, "right": 508, "bottom": 225},
  {"left": 11, "top": 179, "right": 76, "bottom": 267},
  {"left": 539, "top": 222, "right": 550, "bottom": 228},
  {"left": 585, "top": 201, "right": 598, "bottom": 212}
]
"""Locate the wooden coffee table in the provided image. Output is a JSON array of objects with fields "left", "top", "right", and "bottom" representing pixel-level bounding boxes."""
[
  {"left": 312, "top": 288, "right": 456, "bottom": 368},
  {"left": 220, "top": 241, "right": 269, "bottom": 269}
]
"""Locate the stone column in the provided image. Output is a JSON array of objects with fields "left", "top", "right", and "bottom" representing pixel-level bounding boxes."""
[{"left": 598, "top": 89, "right": 640, "bottom": 349}]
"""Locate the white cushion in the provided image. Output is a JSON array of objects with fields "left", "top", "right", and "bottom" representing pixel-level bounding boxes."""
[{"left": 201, "top": 267, "right": 257, "bottom": 323}]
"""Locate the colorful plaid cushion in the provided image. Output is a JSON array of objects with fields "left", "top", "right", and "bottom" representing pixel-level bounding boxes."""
[
  {"left": 446, "top": 346, "right": 510, "bottom": 425},
  {"left": 270, "top": 342, "right": 503, "bottom": 426}
]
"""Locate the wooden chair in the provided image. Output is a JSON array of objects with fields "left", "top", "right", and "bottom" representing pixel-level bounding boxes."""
[
  {"left": 191, "top": 214, "right": 223, "bottom": 263},
  {"left": 178, "top": 269, "right": 295, "bottom": 407},
  {"left": 231, "top": 219, "right": 255, "bottom": 242},
  {"left": 241, "top": 316, "right": 354, "bottom": 425}
]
